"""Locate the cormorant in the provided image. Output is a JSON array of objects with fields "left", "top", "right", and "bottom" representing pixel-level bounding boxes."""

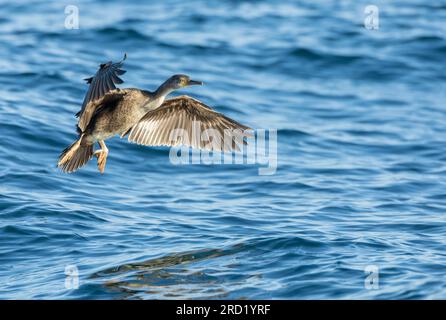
[{"left": 58, "top": 54, "right": 252, "bottom": 173}]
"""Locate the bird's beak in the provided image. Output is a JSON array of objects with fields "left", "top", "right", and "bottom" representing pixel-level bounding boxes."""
[{"left": 188, "top": 79, "right": 204, "bottom": 86}]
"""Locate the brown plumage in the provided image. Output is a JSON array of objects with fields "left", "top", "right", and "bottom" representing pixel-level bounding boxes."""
[
  {"left": 57, "top": 55, "right": 253, "bottom": 174},
  {"left": 128, "top": 96, "right": 252, "bottom": 152}
]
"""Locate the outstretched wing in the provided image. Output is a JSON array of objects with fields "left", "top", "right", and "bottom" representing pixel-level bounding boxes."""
[
  {"left": 127, "top": 95, "right": 253, "bottom": 152},
  {"left": 76, "top": 54, "right": 127, "bottom": 132}
]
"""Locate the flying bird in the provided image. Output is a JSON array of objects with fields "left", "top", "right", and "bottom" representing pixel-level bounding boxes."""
[{"left": 58, "top": 54, "right": 252, "bottom": 173}]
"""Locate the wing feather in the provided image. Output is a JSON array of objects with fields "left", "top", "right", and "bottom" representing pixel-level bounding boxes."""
[
  {"left": 128, "top": 95, "right": 253, "bottom": 152},
  {"left": 76, "top": 54, "right": 127, "bottom": 132},
  {"left": 79, "top": 89, "right": 128, "bottom": 130}
]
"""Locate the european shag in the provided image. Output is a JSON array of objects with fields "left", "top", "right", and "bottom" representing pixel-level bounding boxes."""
[{"left": 58, "top": 54, "right": 252, "bottom": 173}]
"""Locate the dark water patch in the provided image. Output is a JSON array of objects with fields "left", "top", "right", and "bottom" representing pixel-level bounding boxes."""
[
  {"left": 289, "top": 47, "right": 362, "bottom": 65},
  {"left": 278, "top": 128, "right": 313, "bottom": 138},
  {"left": 296, "top": 90, "right": 358, "bottom": 101},
  {"left": 386, "top": 161, "right": 430, "bottom": 174},
  {"left": 93, "top": 27, "right": 152, "bottom": 41}
]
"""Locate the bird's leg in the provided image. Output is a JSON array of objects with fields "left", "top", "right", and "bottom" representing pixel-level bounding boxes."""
[{"left": 94, "top": 140, "right": 109, "bottom": 174}]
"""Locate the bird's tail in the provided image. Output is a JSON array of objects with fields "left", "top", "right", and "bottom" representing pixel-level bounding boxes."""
[{"left": 58, "top": 135, "right": 94, "bottom": 173}]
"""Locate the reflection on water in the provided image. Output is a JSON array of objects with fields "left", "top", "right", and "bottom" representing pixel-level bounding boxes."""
[{"left": 93, "top": 248, "right": 233, "bottom": 299}]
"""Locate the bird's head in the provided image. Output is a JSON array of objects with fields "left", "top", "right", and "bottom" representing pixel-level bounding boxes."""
[{"left": 166, "top": 74, "right": 203, "bottom": 90}]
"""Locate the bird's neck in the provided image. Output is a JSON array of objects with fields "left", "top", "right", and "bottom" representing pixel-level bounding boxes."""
[
  {"left": 153, "top": 81, "right": 174, "bottom": 100},
  {"left": 141, "top": 82, "right": 172, "bottom": 112},
  {"left": 141, "top": 80, "right": 174, "bottom": 112}
]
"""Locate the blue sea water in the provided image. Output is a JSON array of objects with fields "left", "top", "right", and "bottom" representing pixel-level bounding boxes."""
[{"left": 0, "top": 0, "right": 446, "bottom": 299}]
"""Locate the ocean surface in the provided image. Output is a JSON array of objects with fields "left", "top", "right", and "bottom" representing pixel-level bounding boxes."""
[{"left": 0, "top": 0, "right": 445, "bottom": 299}]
